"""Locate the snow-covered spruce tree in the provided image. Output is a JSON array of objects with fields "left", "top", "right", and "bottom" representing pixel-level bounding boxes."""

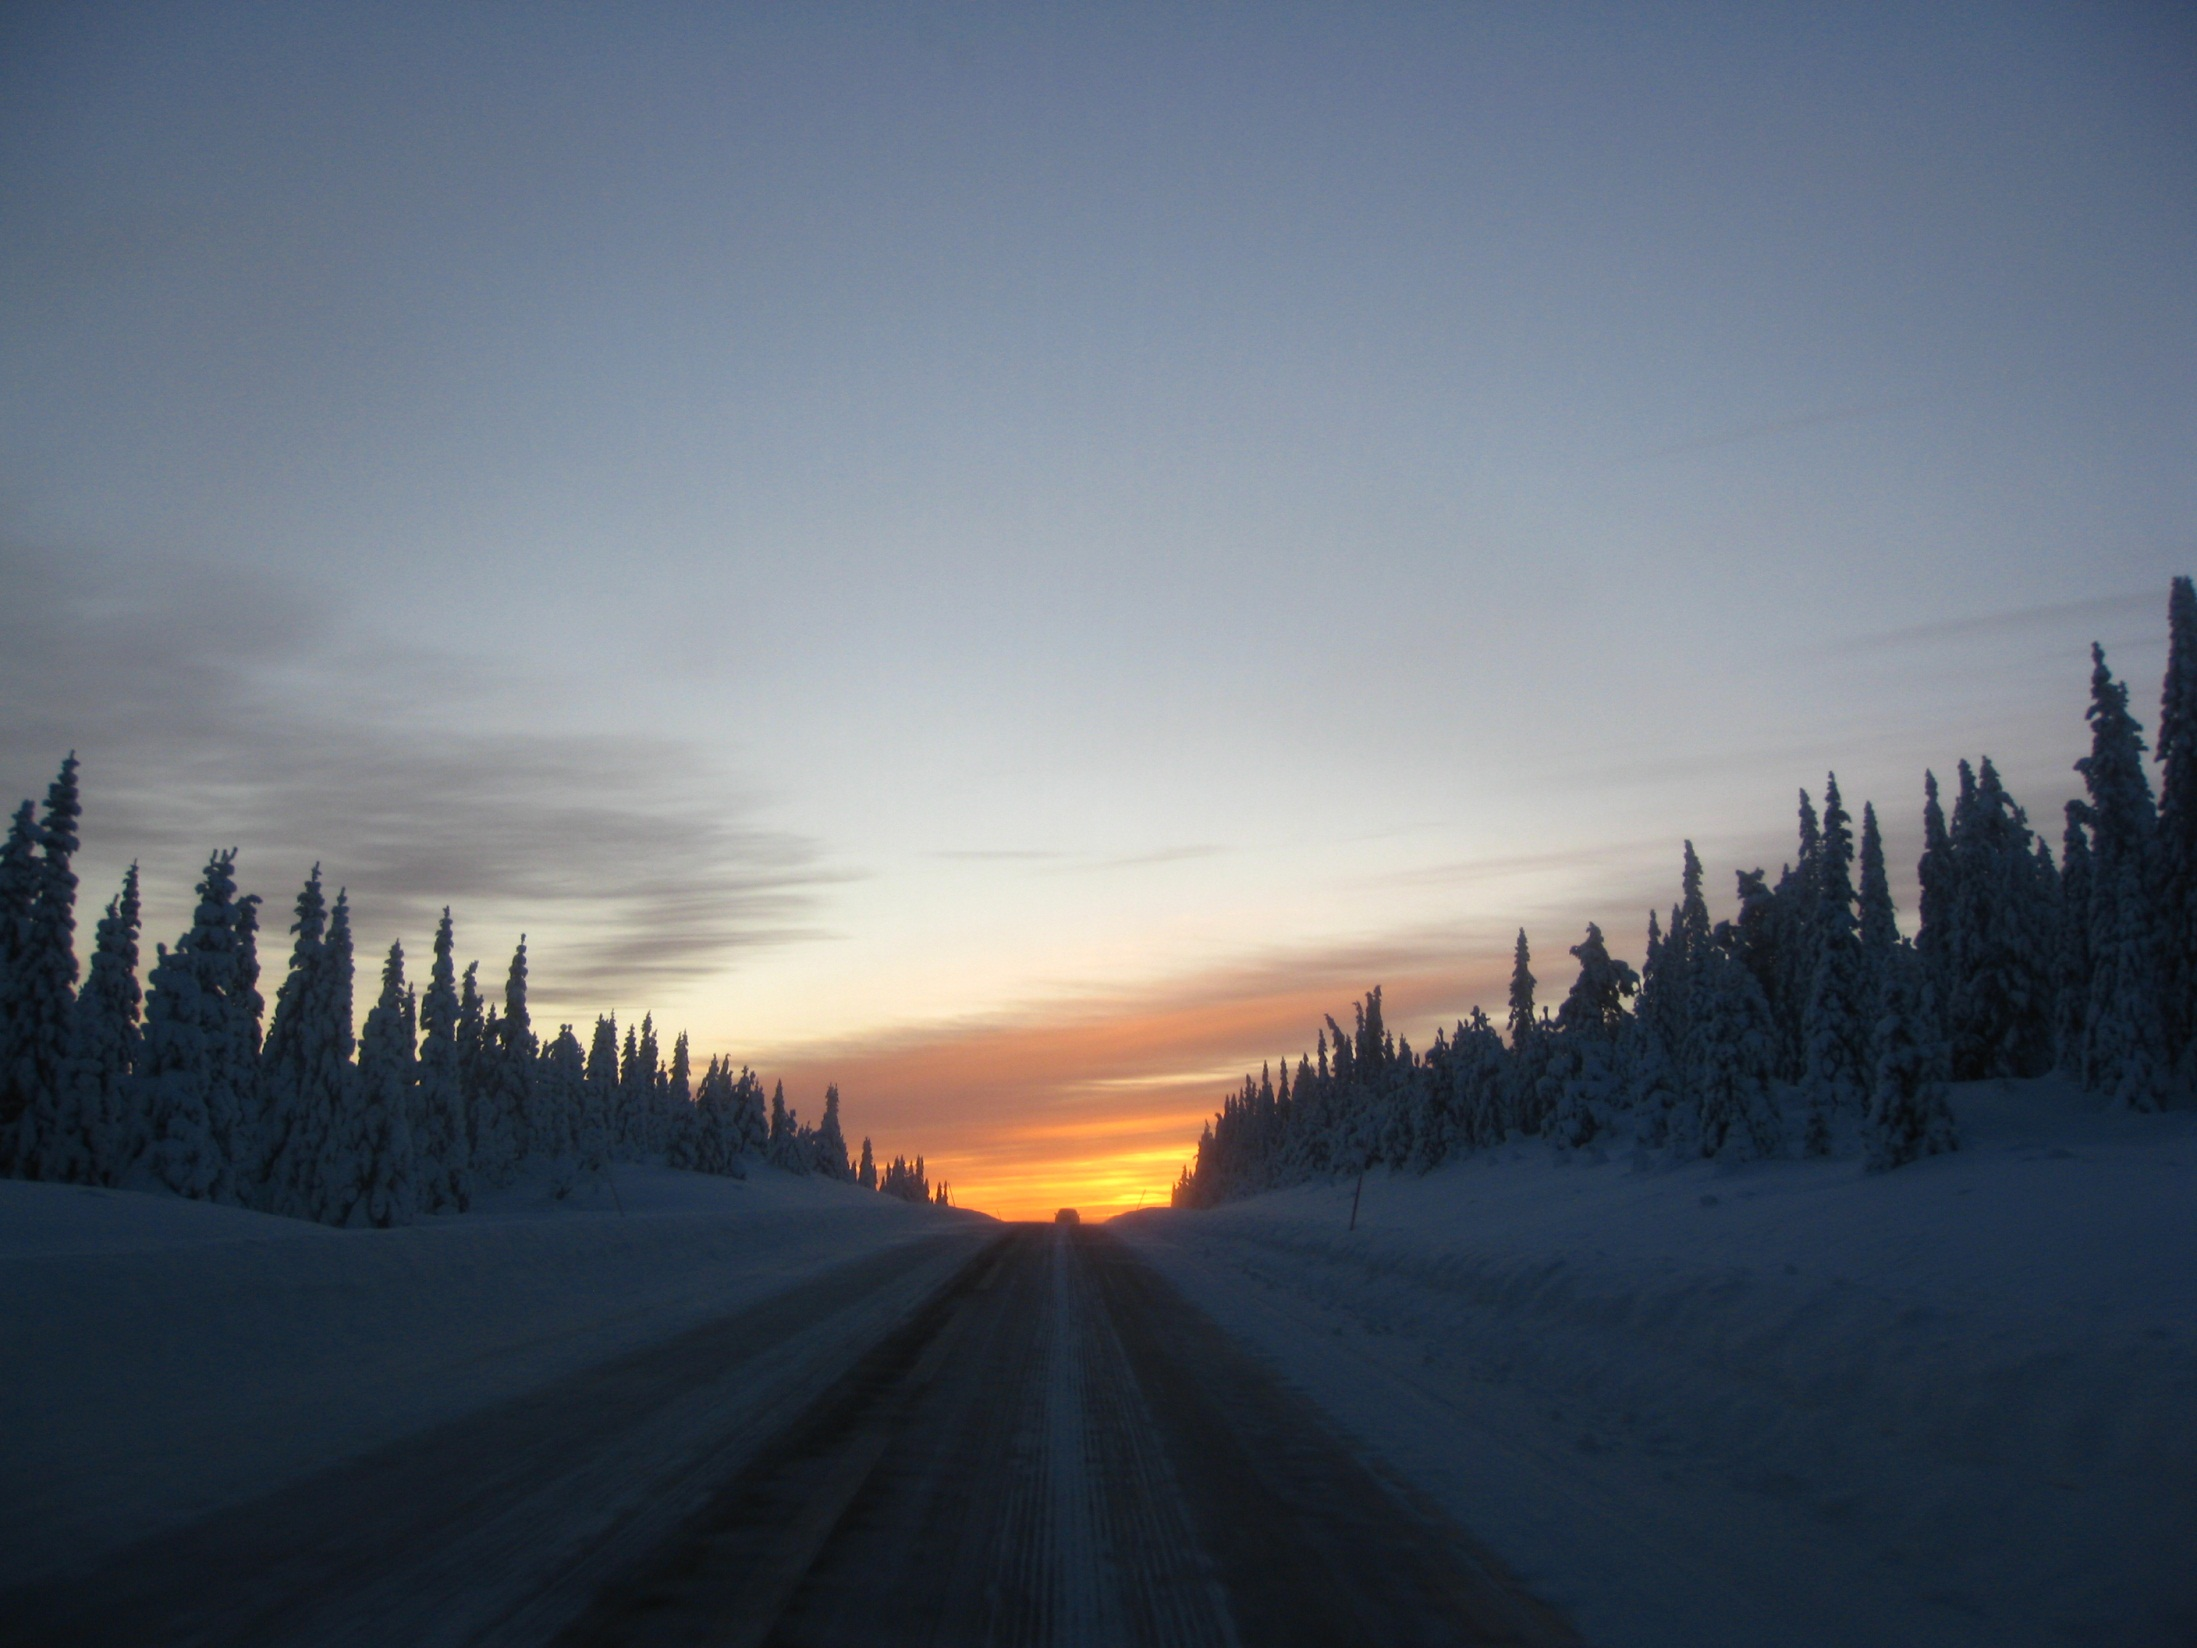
[
  {"left": 475, "top": 940, "right": 534, "bottom": 1185},
  {"left": 2156, "top": 576, "right": 2197, "bottom": 1073},
  {"left": 581, "top": 1015, "right": 619, "bottom": 1172},
  {"left": 816, "top": 1082, "right": 852, "bottom": 1180},
  {"left": 2076, "top": 645, "right": 2171, "bottom": 1108},
  {"left": 1865, "top": 941, "right": 1957, "bottom": 1172},
  {"left": 51, "top": 865, "right": 143, "bottom": 1186},
  {"left": 300, "top": 890, "right": 360, "bottom": 1223},
  {"left": 614, "top": 1022, "right": 640, "bottom": 1156},
  {"left": 1916, "top": 769, "right": 1956, "bottom": 1003},
  {"left": 137, "top": 851, "right": 261, "bottom": 1203},
  {"left": 2054, "top": 803, "right": 2094, "bottom": 1073},
  {"left": 1549, "top": 923, "right": 1638, "bottom": 1150},
  {"left": 1504, "top": 931, "right": 1555, "bottom": 1136},
  {"left": 1685, "top": 938, "right": 1782, "bottom": 1160},
  {"left": 628, "top": 1014, "right": 662, "bottom": 1157},
  {"left": 1764, "top": 789, "right": 1824, "bottom": 1081},
  {"left": 414, "top": 909, "right": 469, "bottom": 1212},
  {"left": 766, "top": 1079, "right": 795, "bottom": 1168},
  {"left": 1943, "top": 758, "right": 2056, "bottom": 1080},
  {"left": 257, "top": 868, "right": 334, "bottom": 1216},
  {"left": 1857, "top": 802, "right": 1899, "bottom": 1002},
  {"left": 9, "top": 756, "right": 82, "bottom": 1178},
  {"left": 0, "top": 800, "right": 42, "bottom": 1173},
  {"left": 539, "top": 1026, "right": 587, "bottom": 1188},
  {"left": 858, "top": 1134, "right": 877, "bottom": 1190},
  {"left": 343, "top": 941, "right": 417, "bottom": 1227},
  {"left": 1801, "top": 775, "right": 1869, "bottom": 1153}
]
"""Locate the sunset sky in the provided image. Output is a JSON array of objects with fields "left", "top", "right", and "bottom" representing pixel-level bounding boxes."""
[{"left": 3, "top": 4, "right": 2192, "bottom": 1217}]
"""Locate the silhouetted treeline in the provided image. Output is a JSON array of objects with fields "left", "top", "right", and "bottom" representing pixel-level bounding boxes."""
[
  {"left": 0, "top": 792, "right": 942, "bottom": 1225},
  {"left": 1175, "top": 577, "right": 2197, "bottom": 1207}
]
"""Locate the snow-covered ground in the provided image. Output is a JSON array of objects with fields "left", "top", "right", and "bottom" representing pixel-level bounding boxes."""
[
  {"left": 1117, "top": 1076, "right": 2197, "bottom": 1648},
  {"left": 0, "top": 1164, "right": 986, "bottom": 1588}
]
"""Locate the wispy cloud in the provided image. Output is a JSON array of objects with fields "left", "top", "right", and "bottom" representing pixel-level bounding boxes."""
[
  {"left": 0, "top": 542, "right": 833, "bottom": 1001},
  {"left": 1609, "top": 392, "right": 1944, "bottom": 467},
  {"left": 1842, "top": 592, "right": 2159, "bottom": 655}
]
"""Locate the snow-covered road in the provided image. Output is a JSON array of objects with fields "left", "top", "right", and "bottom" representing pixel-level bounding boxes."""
[{"left": 567, "top": 1222, "right": 1575, "bottom": 1647}]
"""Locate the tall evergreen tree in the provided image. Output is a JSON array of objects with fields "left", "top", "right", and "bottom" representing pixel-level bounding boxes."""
[
  {"left": 582, "top": 1014, "right": 620, "bottom": 1170},
  {"left": 2075, "top": 645, "right": 2170, "bottom": 1108},
  {"left": 415, "top": 909, "right": 468, "bottom": 1212},
  {"left": 816, "top": 1082, "right": 852, "bottom": 1180},
  {"left": 767, "top": 1080, "right": 796, "bottom": 1168},
  {"left": 47, "top": 865, "right": 142, "bottom": 1185},
  {"left": 1801, "top": 775, "right": 1869, "bottom": 1151},
  {"left": 137, "top": 851, "right": 260, "bottom": 1203},
  {"left": 1857, "top": 801, "right": 1898, "bottom": 994},
  {"left": 0, "top": 800, "right": 41, "bottom": 1172},
  {"left": 8, "top": 756, "right": 82, "bottom": 1177},
  {"left": 257, "top": 868, "right": 333, "bottom": 1215},
  {"left": 2157, "top": 576, "right": 2197, "bottom": 1070},
  {"left": 474, "top": 940, "right": 533, "bottom": 1184},
  {"left": 343, "top": 941, "right": 417, "bottom": 1227},
  {"left": 1505, "top": 930, "right": 1536, "bottom": 1048},
  {"left": 1916, "top": 769, "right": 1955, "bottom": 1001},
  {"left": 540, "top": 1025, "right": 588, "bottom": 1183},
  {"left": 1942, "top": 759, "right": 2055, "bottom": 1079},
  {"left": 1686, "top": 941, "right": 1782, "bottom": 1160},
  {"left": 1865, "top": 941, "right": 1957, "bottom": 1172},
  {"left": 858, "top": 1134, "right": 877, "bottom": 1190},
  {"left": 297, "top": 890, "right": 359, "bottom": 1221},
  {"left": 2054, "top": 803, "right": 2094, "bottom": 1072}
]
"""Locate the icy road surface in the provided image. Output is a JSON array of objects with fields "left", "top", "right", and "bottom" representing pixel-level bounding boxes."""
[{"left": 4, "top": 1223, "right": 1575, "bottom": 1647}]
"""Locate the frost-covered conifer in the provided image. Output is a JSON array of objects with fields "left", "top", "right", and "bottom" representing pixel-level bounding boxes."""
[
  {"left": 299, "top": 890, "right": 359, "bottom": 1222},
  {"left": 540, "top": 1025, "right": 588, "bottom": 1185},
  {"left": 9, "top": 756, "right": 81, "bottom": 1178},
  {"left": 1942, "top": 759, "right": 2055, "bottom": 1079},
  {"left": 138, "top": 851, "right": 259, "bottom": 1203},
  {"left": 1505, "top": 930, "right": 1536, "bottom": 1048},
  {"left": 817, "top": 1082, "right": 852, "bottom": 1180},
  {"left": 2157, "top": 576, "right": 2197, "bottom": 1069},
  {"left": 48, "top": 865, "right": 142, "bottom": 1185},
  {"left": 858, "top": 1134, "right": 876, "bottom": 1190},
  {"left": 415, "top": 910, "right": 468, "bottom": 1212},
  {"left": 581, "top": 1015, "right": 619, "bottom": 1170},
  {"left": 1865, "top": 942, "right": 1956, "bottom": 1172},
  {"left": 345, "top": 941, "right": 417, "bottom": 1227},
  {"left": 1685, "top": 941, "right": 1782, "bottom": 1160},
  {"left": 1857, "top": 802, "right": 1898, "bottom": 995},
  {"left": 767, "top": 1079, "right": 792, "bottom": 1165},
  {"left": 2076, "top": 645, "right": 2170, "bottom": 1108},
  {"left": 1916, "top": 770, "right": 1955, "bottom": 1000},
  {"left": 1801, "top": 775, "right": 1869, "bottom": 1152},
  {"left": 1556, "top": 923, "right": 1638, "bottom": 1040},
  {"left": 2054, "top": 804, "right": 2093, "bottom": 1072},
  {"left": 0, "top": 800, "right": 41, "bottom": 1173},
  {"left": 472, "top": 941, "right": 533, "bottom": 1184},
  {"left": 631, "top": 1014, "right": 663, "bottom": 1155},
  {"left": 257, "top": 869, "right": 334, "bottom": 1215}
]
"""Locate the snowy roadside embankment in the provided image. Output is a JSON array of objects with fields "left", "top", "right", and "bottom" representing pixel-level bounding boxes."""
[
  {"left": 1117, "top": 1077, "right": 2197, "bottom": 1648},
  {"left": 0, "top": 1165, "right": 987, "bottom": 1587}
]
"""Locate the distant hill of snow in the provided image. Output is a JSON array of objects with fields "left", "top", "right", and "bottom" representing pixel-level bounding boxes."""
[{"left": 1119, "top": 1075, "right": 2196, "bottom": 1648}]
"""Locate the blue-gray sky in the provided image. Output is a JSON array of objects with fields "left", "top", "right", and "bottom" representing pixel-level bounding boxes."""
[{"left": 3, "top": 3, "right": 2191, "bottom": 1213}]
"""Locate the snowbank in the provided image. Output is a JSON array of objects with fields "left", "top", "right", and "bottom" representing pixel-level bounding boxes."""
[
  {"left": 0, "top": 1165, "right": 986, "bottom": 1586},
  {"left": 1117, "top": 1076, "right": 2197, "bottom": 1648}
]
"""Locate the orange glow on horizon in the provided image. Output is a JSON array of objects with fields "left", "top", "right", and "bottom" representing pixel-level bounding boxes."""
[{"left": 748, "top": 945, "right": 1518, "bottom": 1222}]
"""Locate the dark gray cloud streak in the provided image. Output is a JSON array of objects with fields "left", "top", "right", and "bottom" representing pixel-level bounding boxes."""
[{"left": 0, "top": 543, "right": 831, "bottom": 999}]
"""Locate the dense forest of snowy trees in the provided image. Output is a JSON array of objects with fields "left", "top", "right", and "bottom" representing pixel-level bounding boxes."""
[
  {"left": 1175, "top": 579, "right": 2197, "bottom": 1208},
  {"left": 0, "top": 798, "right": 944, "bottom": 1225}
]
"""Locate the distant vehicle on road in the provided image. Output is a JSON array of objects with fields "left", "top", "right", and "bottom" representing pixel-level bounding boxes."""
[{"left": 1054, "top": 1208, "right": 1080, "bottom": 1225}]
